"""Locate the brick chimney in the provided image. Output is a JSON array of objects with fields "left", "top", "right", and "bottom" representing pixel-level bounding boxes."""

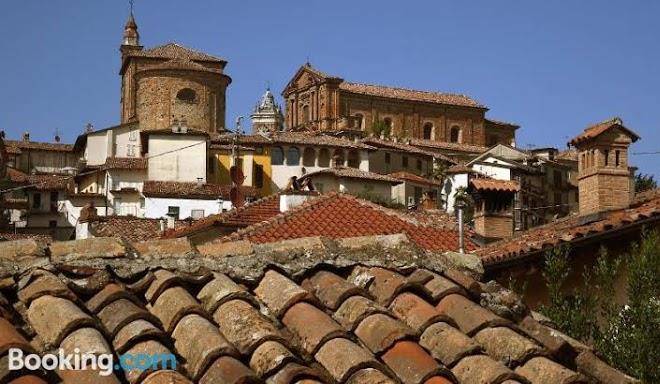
[
  {"left": 569, "top": 117, "right": 640, "bottom": 215},
  {"left": 469, "top": 178, "right": 519, "bottom": 243}
]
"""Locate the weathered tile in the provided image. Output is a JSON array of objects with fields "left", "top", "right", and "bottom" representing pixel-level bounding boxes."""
[
  {"left": 27, "top": 295, "right": 95, "bottom": 347},
  {"left": 112, "top": 319, "right": 165, "bottom": 353},
  {"left": 303, "top": 270, "right": 363, "bottom": 310},
  {"left": 214, "top": 299, "right": 284, "bottom": 354},
  {"left": 282, "top": 302, "right": 344, "bottom": 354},
  {"left": 419, "top": 322, "right": 481, "bottom": 366},
  {"left": 475, "top": 327, "right": 544, "bottom": 366},
  {"left": 515, "top": 357, "right": 585, "bottom": 383},
  {"left": 149, "top": 286, "right": 204, "bottom": 333},
  {"left": 389, "top": 292, "right": 445, "bottom": 333},
  {"left": 315, "top": 338, "right": 378, "bottom": 383},
  {"left": 255, "top": 270, "right": 312, "bottom": 317},
  {"left": 354, "top": 313, "right": 412, "bottom": 354},
  {"left": 435, "top": 293, "right": 509, "bottom": 335},
  {"left": 451, "top": 355, "right": 520, "bottom": 384},
  {"left": 381, "top": 340, "right": 442, "bottom": 384},
  {"left": 249, "top": 340, "right": 296, "bottom": 377},
  {"left": 199, "top": 356, "right": 258, "bottom": 384},
  {"left": 334, "top": 295, "right": 387, "bottom": 330}
]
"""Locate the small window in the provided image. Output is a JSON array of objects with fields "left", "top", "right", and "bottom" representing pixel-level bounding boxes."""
[
  {"left": 254, "top": 164, "right": 264, "bottom": 188},
  {"left": 208, "top": 156, "right": 216, "bottom": 174},
  {"left": 302, "top": 105, "right": 310, "bottom": 123},
  {"left": 402, "top": 156, "right": 409, "bottom": 168},
  {"left": 603, "top": 150, "right": 609, "bottom": 166},
  {"left": 167, "top": 206, "right": 180, "bottom": 220},
  {"left": 354, "top": 113, "right": 364, "bottom": 130},
  {"left": 303, "top": 147, "right": 316, "bottom": 167},
  {"left": 271, "top": 147, "right": 284, "bottom": 165},
  {"left": 127, "top": 144, "right": 136, "bottom": 157},
  {"left": 385, "top": 153, "right": 391, "bottom": 164},
  {"left": 347, "top": 150, "right": 360, "bottom": 168},
  {"left": 423, "top": 123, "right": 433, "bottom": 140},
  {"left": 318, "top": 148, "right": 330, "bottom": 167},
  {"left": 191, "top": 209, "right": 205, "bottom": 220},
  {"left": 32, "top": 193, "right": 41, "bottom": 209},
  {"left": 129, "top": 130, "right": 138, "bottom": 141},
  {"left": 615, "top": 150, "right": 621, "bottom": 167},
  {"left": 416, "top": 159, "right": 422, "bottom": 171},
  {"left": 287, "top": 147, "right": 301, "bottom": 165},
  {"left": 176, "top": 88, "right": 196, "bottom": 103},
  {"left": 450, "top": 126, "right": 460, "bottom": 143}
]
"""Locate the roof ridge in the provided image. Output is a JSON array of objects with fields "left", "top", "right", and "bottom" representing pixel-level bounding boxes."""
[{"left": 343, "top": 80, "right": 476, "bottom": 100}]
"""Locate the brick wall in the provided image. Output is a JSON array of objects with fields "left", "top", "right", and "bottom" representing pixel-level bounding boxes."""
[{"left": 474, "top": 213, "right": 513, "bottom": 240}]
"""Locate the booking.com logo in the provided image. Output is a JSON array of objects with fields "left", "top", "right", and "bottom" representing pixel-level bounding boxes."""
[{"left": 8, "top": 348, "right": 176, "bottom": 376}]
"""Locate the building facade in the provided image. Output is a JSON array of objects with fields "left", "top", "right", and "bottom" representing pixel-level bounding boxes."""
[{"left": 250, "top": 88, "right": 284, "bottom": 133}]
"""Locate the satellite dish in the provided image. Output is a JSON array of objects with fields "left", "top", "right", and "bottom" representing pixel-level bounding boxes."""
[{"left": 230, "top": 165, "right": 244, "bottom": 185}]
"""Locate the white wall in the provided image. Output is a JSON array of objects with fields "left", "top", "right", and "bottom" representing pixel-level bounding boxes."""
[
  {"left": 144, "top": 197, "right": 222, "bottom": 219},
  {"left": 84, "top": 134, "right": 110, "bottom": 166},
  {"left": 147, "top": 134, "right": 207, "bottom": 182},
  {"left": 84, "top": 125, "right": 141, "bottom": 166},
  {"left": 443, "top": 173, "right": 469, "bottom": 213},
  {"left": 472, "top": 158, "right": 512, "bottom": 180}
]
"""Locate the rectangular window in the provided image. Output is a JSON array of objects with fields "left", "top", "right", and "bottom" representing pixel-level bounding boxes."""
[
  {"left": 167, "top": 206, "right": 180, "bottom": 220},
  {"left": 129, "top": 130, "right": 137, "bottom": 141},
  {"left": 414, "top": 186, "right": 423, "bottom": 202},
  {"left": 50, "top": 191, "right": 59, "bottom": 213},
  {"left": 254, "top": 164, "right": 264, "bottom": 188},
  {"left": 615, "top": 150, "right": 621, "bottom": 167},
  {"left": 402, "top": 156, "right": 409, "bottom": 168},
  {"left": 114, "top": 198, "right": 122, "bottom": 215},
  {"left": 208, "top": 156, "right": 215, "bottom": 174},
  {"left": 191, "top": 209, "right": 205, "bottom": 220},
  {"left": 416, "top": 159, "right": 422, "bottom": 171},
  {"left": 385, "top": 153, "right": 391, "bottom": 164},
  {"left": 553, "top": 170, "right": 562, "bottom": 186},
  {"left": 32, "top": 193, "right": 41, "bottom": 209},
  {"left": 127, "top": 144, "right": 136, "bottom": 157}
]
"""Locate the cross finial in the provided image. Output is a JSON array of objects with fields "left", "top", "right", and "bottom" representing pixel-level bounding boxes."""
[{"left": 129, "top": 0, "right": 135, "bottom": 15}]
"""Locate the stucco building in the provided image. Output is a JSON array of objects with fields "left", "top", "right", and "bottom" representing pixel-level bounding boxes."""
[{"left": 282, "top": 63, "right": 517, "bottom": 148}]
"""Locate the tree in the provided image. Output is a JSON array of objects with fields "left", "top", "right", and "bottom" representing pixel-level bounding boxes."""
[
  {"left": 540, "top": 231, "right": 660, "bottom": 382},
  {"left": 634, "top": 173, "right": 657, "bottom": 193},
  {"left": 453, "top": 186, "right": 474, "bottom": 224},
  {"left": 370, "top": 120, "right": 391, "bottom": 138}
]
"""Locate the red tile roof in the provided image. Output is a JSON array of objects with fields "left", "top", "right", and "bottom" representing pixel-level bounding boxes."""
[
  {"left": 126, "top": 42, "right": 226, "bottom": 63},
  {"left": 8, "top": 169, "right": 72, "bottom": 191},
  {"left": 0, "top": 232, "right": 52, "bottom": 242},
  {"left": 162, "top": 193, "right": 282, "bottom": 239},
  {"left": 102, "top": 157, "right": 148, "bottom": 170},
  {"left": 339, "top": 82, "right": 484, "bottom": 108},
  {"left": 470, "top": 178, "right": 520, "bottom": 193},
  {"left": 212, "top": 131, "right": 373, "bottom": 150},
  {"left": 445, "top": 164, "right": 478, "bottom": 174},
  {"left": 485, "top": 118, "right": 520, "bottom": 129},
  {"left": 302, "top": 166, "right": 402, "bottom": 184},
  {"left": 225, "top": 193, "right": 476, "bottom": 253},
  {"left": 477, "top": 190, "right": 660, "bottom": 269},
  {"left": 389, "top": 171, "right": 442, "bottom": 187},
  {"left": 4, "top": 140, "right": 74, "bottom": 153},
  {"left": 361, "top": 137, "right": 457, "bottom": 163},
  {"left": 142, "top": 181, "right": 258, "bottom": 200},
  {"left": 0, "top": 235, "right": 637, "bottom": 384},
  {"left": 569, "top": 117, "right": 640, "bottom": 146},
  {"left": 89, "top": 216, "right": 192, "bottom": 242},
  {"left": 410, "top": 139, "right": 488, "bottom": 154}
]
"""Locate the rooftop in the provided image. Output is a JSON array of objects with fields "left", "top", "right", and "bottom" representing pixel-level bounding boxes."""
[
  {"left": 302, "top": 166, "right": 402, "bottom": 184},
  {"left": 339, "top": 82, "right": 484, "bottom": 109},
  {"left": 102, "top": 157, "right": 148, "bottom": 171},
  {"left": 86, "top": 215, "right": 192, "bottom": 243},
  {"left": 409, "top": 139, "right": 488, "bottom": 155},
  {"left": 142, "top": 181, "right": 258, "bottom": 200},
  {"left": 361, "top": 137, "right": 457, "bottom": 163},
  {"left": 470, "top": 178, "right": 521, "bottom": 193},
  {"left": 223, "top": 192, "right": 477, "bottom": 253},
  {"left": 0, "top": 234, "right": 637, "bottom": 383},
  {"left": 125, "top": 42, "right": 226, "bottom": 64},
  {"left": 389, "top": 171, "right": 442, "bottom": 187},
  {"left": 477, "top": 189, "right": 660, "bottom": 269},
  {"left": 568, "top": 117, "right": 640, "bottom": 147},
  {"left": 4, "top": 140, "right": 74, "bottom": 153},
  {"left": 212, "top": 131, "right": 373, "bottom": 150}
]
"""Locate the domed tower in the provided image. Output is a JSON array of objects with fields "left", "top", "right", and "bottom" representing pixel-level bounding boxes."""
[
  {"left": 250, "top": 88, "right": 284, "bottom": 133},
  {"left": 118, "top": 13, "right": 231, "bottom": 133}
]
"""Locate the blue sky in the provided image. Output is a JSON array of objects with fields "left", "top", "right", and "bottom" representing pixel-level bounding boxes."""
[{"left": 1, "top": 1, "right": 658, "bottom": 175}]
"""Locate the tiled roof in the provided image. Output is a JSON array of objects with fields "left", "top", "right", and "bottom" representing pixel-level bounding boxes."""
[
  {"left": 126, "top": 42, "right": 226, "bottom": 63},
  {"left": 142, "top": 181, "right": 258, "bottom": 200},
  {"left": 4, "top": 140, "right": 74, "bottom": 153},
  {"left": 103, "top": 157, "right": 148, "bottom": 170},
  {"left": 339, "top": 82, "right": 485, "bottom": 108},
  {"left": 225, "top": 193, "right": 477, "bottom": 253},
  {"left": 9, "top": 169, "right": 72, "bottom": 191},
  {"left": 389, "top": 171, "right": 442, "bottom": 187},
  {"left": 361, "top": 137, "right": 457, "bottom": 163},
  {"left": 470, "top": 178, "right": 520, "bottom": 193},
  {"left": 569, "top": 117, "right": 640, "bottom": 146},
  {"left": 302, "top": 166, "right": 402, "bottom": 184},
  {"left": 445, "top": 164, "right": 477, "bottom": 174},
  {"left": 139, "top": 58, "right": 225, "bottom": 75},
  {"left": 555, "top": 149, "right": 578, "bottom": 162},
  {"left": 477, "top": 190, "right": 660, "bottom": 269},
  {"left": 0, "top": 232, "right": 52, "bottom": 242},
  {"left": 212, "top": 131, "right": 373, "bottom": 150},
  {"left": 410, "top": 139, "right": 488, "bottom": 154},
  {"left": 89, "top": 216, "right": 192, "bottom": 243},
  {"left": 0, "top": 234, "right": 637, "bottom": 383},
  {"left": 485, "top": 118, "right": 520, "bottom": 129},
  {"left": 163, "top": 194, "right": 282, "bottom": 239}
]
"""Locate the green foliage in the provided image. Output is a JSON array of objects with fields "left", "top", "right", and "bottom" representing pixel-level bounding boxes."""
[
  {"left": 370, "top": 120, "right": 391, "bottom": 138},
  {"left": 540, "top": 231, "right": 660, "bottom": 382},
  {"left": 453, "top": 186, "right": 474, "bottom": 224},
  {"left": 634, "top": 173, "right": 657, "bottom": 193}
]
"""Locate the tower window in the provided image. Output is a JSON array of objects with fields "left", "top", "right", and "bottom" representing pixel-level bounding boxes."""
[
  {"left": 302, "top": 105, "right": 310, "bottom": 123},
  {"left": 287, "top": 147, "right": 301, "bottom": 165},
  {"left": 176, "top": 88, "right": 196, "bottom": 103},
  {"left": 271, "top": 147, "right": 284, "bottom": 165},
  {"left": 615, "top": 150, "right": 621, "bottom": 167},
  {"left": 423, "top": 123, "right": 433, "bottom": 140},
  {"left": 603, "top": 150, "right": 609, "bottom": 166},
  {"left": 450, "top": 126, "right": 460, "bottom": 143}
]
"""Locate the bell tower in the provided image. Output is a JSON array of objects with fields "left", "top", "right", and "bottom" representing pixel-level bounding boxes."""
[{"left": 569, "top": 117, "right": 640, "bottom": 215}]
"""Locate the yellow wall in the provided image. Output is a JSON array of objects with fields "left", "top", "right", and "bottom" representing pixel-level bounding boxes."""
[{"left": 210, "top": 146, "right": 274, "bottom": 197}]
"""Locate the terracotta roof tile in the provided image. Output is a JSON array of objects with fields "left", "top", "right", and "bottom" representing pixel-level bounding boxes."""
[
  {"left": 339, "top": 81, "right": 484, "bottom": 108},
  {"left": 142, "top": 180, "right": 258, "bottom": 200},
  {"left": 4, "top": 140, "right": 74, "bottom": 153},
  {"left": 569, "top": 117, "right": 640, "bottom": 146},
  {"left": 470, "top": 178, "right": 520, "bottom": 193},
  {"left": 361, "top": 137, "right": 457, "bottom": 163},
  {"left": 0, "top": 235, "right": 638, "bottom": 383},
  {"left": 102, "top": 157, "right": 147, "bottom": 170},
  {"left": 410, "top": 138, "right": 488, "bottom": 154},
  {"left": 478, "top": 190, "right": 660, "bottom": 269},
  {"left": 223, "top": 193, "right": 477, "bottom": 253},
  {"left": 89, "top": 216, "right": 192, "bottom": 242},
  {"left": 389, "top": 171, "right": 442, "bottom": 187},
  {"left": 127, "top": 42, "right": 226, "bottom": 63},
  {"left": 212, "top": 131, "right": 373, "bottom": 150},
  {"left": 302, "top": 166, "right": 402, "bottom": 184}
]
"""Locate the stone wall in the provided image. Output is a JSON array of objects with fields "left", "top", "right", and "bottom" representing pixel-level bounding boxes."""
[{"left": 475, "top": 214, "right": 513, "bottom": 240}]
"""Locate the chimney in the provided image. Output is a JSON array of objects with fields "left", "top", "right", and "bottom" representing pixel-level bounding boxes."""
[
  {"left": 22, "top": 132, "right": 30, "bottom": 142},
  {"left": 470, "top": 179, "right": 517, "bottom": 243},
  {"left": 196, "top": 177, "right": 204, "bottom": 188},
  {"left": 279, "top": 191, "right": 316, "bottom": 212},
  {"left": 569, "top": 117, "right": 640, "bottom": 215},
  {"left": 159, "top": 219, "right": 166, "bottom": 233},
  {"left": 166, "top": 215, "right": 175, "bottom": 230}
]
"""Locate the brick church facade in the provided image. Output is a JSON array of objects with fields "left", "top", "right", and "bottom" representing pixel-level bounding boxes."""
[{"left": 282, "top": 63, "right": 517, "bottom": 147}]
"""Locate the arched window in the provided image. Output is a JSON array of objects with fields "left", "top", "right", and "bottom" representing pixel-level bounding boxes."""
[
  {"left": 287, "top": 147, "right": 301, "bottom": 165},
  {"left": 354, "top": 113, "right": 364, "bottom": 130},
  {"left": 383, "top": 117, "right": 393, "bottom": 130},
  {"left": 303, "top": 147, "right": 316, "bottom": 167},
  {"left": 332, "top": 149, "right": 345, "bottom": 167},
  {"left": 347, "top": 150, "right": 360, "bottom": 168},
  {"left": 271, "top": 146, "right": 284, "bottom": 165},
  {"left": 318, "top": 148, "right": 330, "bottom": 167},
  {"left": 302, "top": 105, "right": 310, "bottom": 123},
  {"left": 423, "top": 123, "right": 433, "bottom": 140},
  {"left": 450, "top": 126, "right": 460, "bottom": 143},
  {"left": 176, "top": 88, "right": 196, "bottom": 103}
]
